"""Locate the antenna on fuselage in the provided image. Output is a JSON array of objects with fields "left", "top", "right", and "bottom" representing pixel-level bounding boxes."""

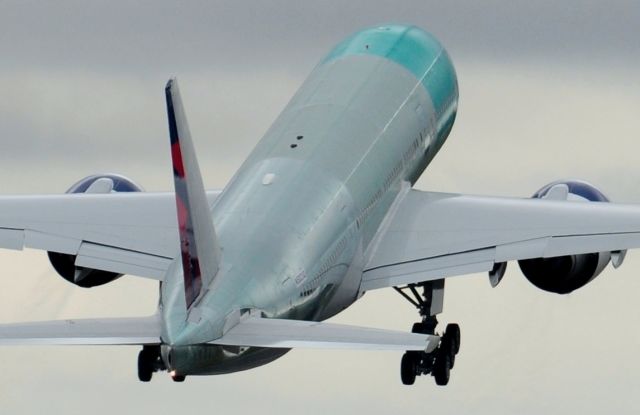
[{"left": 165, "top": 78, "right": 221, "bottom": 310}]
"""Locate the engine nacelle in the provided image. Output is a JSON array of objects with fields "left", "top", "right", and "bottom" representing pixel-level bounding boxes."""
[
  {"left": 518, "top": 180, "right": 618, "bottom": 294},
  {"left": 48, "top": 174, "right": 143, "bottom": 288},
  {"left": 518, "top": 251, "right": 611, "bottom": 294}
]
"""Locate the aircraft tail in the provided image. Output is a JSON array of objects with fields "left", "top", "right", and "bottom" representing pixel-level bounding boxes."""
[{"left": 165, "top": 78, "right": 221, "bottom": 309}]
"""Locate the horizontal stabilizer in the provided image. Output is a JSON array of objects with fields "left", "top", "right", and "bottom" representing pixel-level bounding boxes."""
[
  {"left": 0, "top": 315, "right": 162, "bottom": 345},
  {"left": 209, "top": 316, "right": 439, "bottom": 351}
]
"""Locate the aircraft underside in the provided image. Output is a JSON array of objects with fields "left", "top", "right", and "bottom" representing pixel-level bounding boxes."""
[
  {"left": 137, "top": 281, "right": 462, "bottom": 385},
  {"left": 138, "top": 345, "right": 291, "bottom": 380}
]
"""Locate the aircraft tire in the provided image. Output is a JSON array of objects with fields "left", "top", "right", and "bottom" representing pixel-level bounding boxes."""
[
  {"left": 137, "top": 350, "right": 153, "bottom": 382},
  {"left": 446, "top": 323, "right": 461, "bottom": 354},
  {"left": 411, "top": 322, "right": 426, "bottom": 333},
  {"left": 400, "top": 353, "right": 417, "bottom": 385},
  {"left": 441, "top": 334, "right": 456, "bottom": 369},
  {"left": 433, "top": 347, "right": 450, "bottom": 386}
]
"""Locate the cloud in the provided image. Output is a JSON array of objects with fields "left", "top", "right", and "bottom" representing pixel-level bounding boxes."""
[
  {"left": 1, "top": 1, "right": 638, "bottom": 75},
  {"left": 420, "top": 61, "right": 640, "bottom": 201}
]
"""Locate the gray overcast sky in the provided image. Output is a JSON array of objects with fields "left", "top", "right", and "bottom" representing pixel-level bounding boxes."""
[
  {"left": 1, "top": 1, "right": 640, "bottom": 414},
  {"left": 2, "top": 1, "right": 639, "bottom": 70}
]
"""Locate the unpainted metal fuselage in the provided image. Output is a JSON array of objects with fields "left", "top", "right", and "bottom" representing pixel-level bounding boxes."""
[{"left": 159, "top": 25, "right": 459, "bottom": 375}]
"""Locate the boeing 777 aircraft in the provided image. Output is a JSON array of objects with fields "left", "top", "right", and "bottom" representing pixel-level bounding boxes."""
[{"left": 2, "top": 24, "right": 640, "bottom": 386}]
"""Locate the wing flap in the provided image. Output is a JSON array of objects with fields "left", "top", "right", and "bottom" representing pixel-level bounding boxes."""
[
  {"left": 0, "top": 228, "right": 23, "bottom": 250},
  {"left": 363, "top": 258, "right": 495, "bottom": 290},
  {"left": 210, "top": 316, "right": 439, "bottom": 352},
  {"left": 0, "top": 315, "right": 162, "bottom": 345},
  {"left": 545, "top": 233, "right": 640, "bottom": 257},
  {"left": 76, "top": 243, "right": 172, "bottom": 280},
  {"left": 0, "top": 191, "right": 221, "bottom": 279},
  {"left": 24, "top": 230, "right": 81, "bottom": 254}
]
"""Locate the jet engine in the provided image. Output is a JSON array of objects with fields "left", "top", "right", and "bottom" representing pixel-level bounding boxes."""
[
  {"left": 518, "top": 180, "right": 625, "bottom": 294},
  {"left": 48, "top": 174, "right": 143, "bottom": 288}
]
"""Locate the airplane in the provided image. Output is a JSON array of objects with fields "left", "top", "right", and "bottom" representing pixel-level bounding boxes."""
[{"left": 1, "top": 23, "right": 640, "bottom": 386}]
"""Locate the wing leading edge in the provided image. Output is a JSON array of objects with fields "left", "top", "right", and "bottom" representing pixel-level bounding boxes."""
[{"left": 362, "top": 189, "right": 640, "bottom": 290}]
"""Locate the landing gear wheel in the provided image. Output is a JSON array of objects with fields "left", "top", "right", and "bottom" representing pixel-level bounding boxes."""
[
  {"left": 445, "top": 323, "right": 461, "bottom": 354},
  {"left": 440, "top": 333, "right": 456, "bottom": 369},
  {"left": 400, "top": 352, "right": 417, "bottom": 385},
  {"left": 137, "top": 350, "right": 153, "bottom": 382},
  {"left": 411, "top": 322, "right": 426, "bottom": 334},
  {"left": 433, "top": 346, "right": 451, "bottom": 386}
]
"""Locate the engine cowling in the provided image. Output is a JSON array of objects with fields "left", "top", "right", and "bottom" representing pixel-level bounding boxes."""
[
  {"left": 48, "top": 174, "right": 143, "bottom": 288},
  {"left": 518, "top": 180, "right": 617, "bottom": 294}
]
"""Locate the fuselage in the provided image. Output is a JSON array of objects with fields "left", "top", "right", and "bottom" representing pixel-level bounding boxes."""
[{"left": 160, "top": 24, "right": 458, "bottom": 375}]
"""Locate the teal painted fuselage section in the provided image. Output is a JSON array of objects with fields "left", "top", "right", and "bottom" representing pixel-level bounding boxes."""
[{"left": 160, "top": 24, "right": 459, "bottom": 375}]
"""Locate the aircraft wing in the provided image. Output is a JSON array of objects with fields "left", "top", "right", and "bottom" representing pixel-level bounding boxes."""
[
  {"left": 362, "top": 189, "right": 640, "bottom": 290},
  {"left": 210, "top": 315, "right": 440, "bottom": 352},
  {"left": 0, "top": 191, "right": 221, "bottom": 280},
  {"left": 0, "top": 315, "right": 161, "bottom": 345}
]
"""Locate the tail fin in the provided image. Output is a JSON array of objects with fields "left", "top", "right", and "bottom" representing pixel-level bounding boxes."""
[{"left": 165, "top": 78, "right": 221, "bottom": 309}]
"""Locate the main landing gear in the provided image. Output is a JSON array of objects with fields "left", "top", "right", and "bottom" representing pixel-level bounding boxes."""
[
  {"left": 395, "top": 280, "right": 461, "bottom": 386},
  {"left": 137, "top": 345, "right": 167, "bottom": 382}
]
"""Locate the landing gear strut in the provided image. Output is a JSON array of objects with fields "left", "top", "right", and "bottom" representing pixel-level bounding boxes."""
[
  {"left": 395, "top": 280, "right": 461, "bottom": 386},
  {"left": 137, "top": 345, "right": 165, "bottom": 382}
]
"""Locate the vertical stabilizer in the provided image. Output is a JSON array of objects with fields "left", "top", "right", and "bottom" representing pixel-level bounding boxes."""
[{"left": 165, "top": 78, "right": 221, "bottom": 309}]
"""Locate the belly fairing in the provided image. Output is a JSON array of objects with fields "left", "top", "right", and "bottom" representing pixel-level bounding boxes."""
[{"left": 162, "top": 344, "right": 291, "bottom": 376}]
